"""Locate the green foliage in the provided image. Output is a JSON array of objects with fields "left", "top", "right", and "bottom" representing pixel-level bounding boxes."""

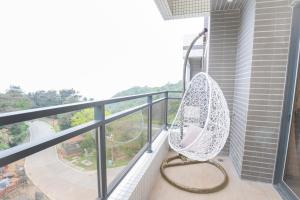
[
  {"left": 107, "top": 81, "right": 182, "bottom": 113},
  {"left": 9, "top": 123, "right": 28, "bottom": 147},
  {"left": 70, "top": 109, "right": 112, "bottom": 127},
  {"left": 0, "top": 86, "right": 87, "bottom": 149},
  {"left": 71, "top": 109, "right": 94, "bottom": 126},
  {"left": 0, "top": 82, "right": 181, "bottom": 169},
  {"left": 168, "top": 100, "right": 181, "bottom": 124},
  {"left": 0, "top": 129, "right": 10, "bottom": 150},
  {"left": 0, "top": 86, "right": 32, "bottom": 149},
  {"left": 28, "top": 90, "right": 60, "bottom": 107},
  {"left": 57, "top": 113, "right": 73, "bottom": 130},
  {"left": 0, "top": 143, "right": 9, "bottom": 150},
  {"left": 28, "top": 89, "right": 82, "bottom": 108},
  {"left": 26, "top": 88, "right": 86, "bottom": 131},
  {"left": 0, "top": 86, "right": 33, "bottom": 113},
  {"left": 105, "top": 111, "right": 148, "bottom": 168},
  {"left": 112, "top": 81, "right": 182, "bottom": 97},
  {"left": 59, "top": 89, "right": 83, "bottom": 103},
  {"left": 79, "top": 133, "right": 96, "bottom": 153}
]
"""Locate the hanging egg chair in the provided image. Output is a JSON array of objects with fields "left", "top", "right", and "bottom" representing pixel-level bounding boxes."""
[
  {"left": 160, "top": 28, "right": 230, "bottom": 193},
  {"left": 169, "top": 72, "right": 230, "bottom": 161}
]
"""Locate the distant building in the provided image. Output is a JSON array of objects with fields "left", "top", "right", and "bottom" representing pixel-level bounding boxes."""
[
  {"left": 60, "top": 136, "right": 83, "bottom": 157},
  {"left": 183, "top": 33, "right": 207, "bottom": 89},
  {"left": 183, "top": 18, "right": 208, "bottom": 86}
]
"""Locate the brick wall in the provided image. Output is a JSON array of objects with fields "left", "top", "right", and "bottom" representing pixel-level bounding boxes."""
[
  {"left": 209, "top": 9, "right": 240, "bottom": 155},
  {"left": 230, "top": 0, "right": 255, "bottom": 175},
  {"left": 241, "top": 0, "right": 292, "bottom": 183}
]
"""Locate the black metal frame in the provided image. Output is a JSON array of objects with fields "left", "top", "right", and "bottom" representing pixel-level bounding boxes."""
[
  {"left": 0, "top": 90, "right": 182, "bottom": 200},
  {"left": 182, "top": 28, "right": 207, "bottom": 92},
  {"left": 274, "top": 2, "right": 300, "bottom": 200}
]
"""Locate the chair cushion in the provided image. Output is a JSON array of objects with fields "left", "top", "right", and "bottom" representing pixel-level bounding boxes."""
[{"left": 180, "top": 125, "right": 202, "bottom": 148}]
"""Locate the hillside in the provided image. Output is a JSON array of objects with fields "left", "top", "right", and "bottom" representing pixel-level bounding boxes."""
[
  {"left": 112, "top": 81, "right": 182, "bottom": 98},
  {"left": 108, "top": 81, "right": 182, "bottom": 113},
  {"left": 0, "top": 82, "right": 182, "bottom": 150}
]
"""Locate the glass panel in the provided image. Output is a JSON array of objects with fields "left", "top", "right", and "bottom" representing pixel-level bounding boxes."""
[
  {"left": 284, "top": 65, "right": 300, "bottom": 197},
  {"left": 167, "top": 99, "right": 181, "bottom": 125},
  {"left": 106, "top": 98, "right": 147, "bottom": 114},
  {"left": 0, "top": 109, "right": 94, "bottom": 152},
  {"left": 57, "top": 131, "right": 97, "bottom": 171},
  {"left": 54, "top": 111, "right": 80, "bottom": 132},
  {"left": 105, "top": 109, "right": 147, "bottom": 187},
  {"left": 0, "top": 128, "right": 97, "bottom": 200},
  {"left": 0, "top": 122, "right": 30, "bottom": 151},
  {"left": 152, "top": 94, "right": 164, "bottom": 101},
  {"left": 168, "top": 92, "right": 182, "bottom": 99},
  {"left": 152, "top": 100, "right": 166, "bottom": 140},
  {"left": 0, "top": 159, "right": 48, "bottom": 200}
]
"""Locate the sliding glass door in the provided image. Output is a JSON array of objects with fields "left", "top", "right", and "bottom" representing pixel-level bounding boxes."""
[
  {"left": 275, "top": 2, "right": 300, "bottom": 200},
  {"left": 283, "top": 57, "right": 300, "bottom": 197}
]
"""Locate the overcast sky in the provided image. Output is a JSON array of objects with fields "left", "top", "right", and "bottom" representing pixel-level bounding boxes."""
[{"left": 0, "top": 0, "right": 203, "bottom": 99}]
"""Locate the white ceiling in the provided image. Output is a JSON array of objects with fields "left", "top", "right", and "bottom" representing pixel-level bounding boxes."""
[{"left": 154, "top": 0, "right": 246, "bottom": 20}]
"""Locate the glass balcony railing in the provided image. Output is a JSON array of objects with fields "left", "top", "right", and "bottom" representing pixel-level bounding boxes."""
[{"left": 0, "top": 91, "right": 181, "bottom": 200}]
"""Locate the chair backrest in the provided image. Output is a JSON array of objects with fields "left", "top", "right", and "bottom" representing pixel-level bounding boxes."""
[{"left": 168, "top": 72, "right": 230, "bottom": 161}]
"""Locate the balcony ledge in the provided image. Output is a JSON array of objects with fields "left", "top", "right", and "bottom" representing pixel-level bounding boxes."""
[
  {"left": 108, "top": 130, "right": 169, "bottom": 200},
  {"left": 109, "top": 130, "right": 282, "bottom": 200}
]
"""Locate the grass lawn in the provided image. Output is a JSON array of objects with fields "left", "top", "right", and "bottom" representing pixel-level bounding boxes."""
[{"left": 63, "top": 151, "right": 130, "bottom": 171}]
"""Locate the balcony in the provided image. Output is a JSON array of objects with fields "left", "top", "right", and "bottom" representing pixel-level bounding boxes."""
[
  {"left": 150, "top": 152, "right": 280, "bottom": 200},
  {"left": 0, "top": 91, "right": 181, "bottom": 200},
  {"left": 0, "top": 0, "right": 300, "bottom": 199},
  {"left": 0, "top": 90, "right": 282, "bottom": 200}
]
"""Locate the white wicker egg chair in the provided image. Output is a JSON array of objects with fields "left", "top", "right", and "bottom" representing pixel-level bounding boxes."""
[{"left": 160, "top": 28, "right": 230, "bottom": 193}]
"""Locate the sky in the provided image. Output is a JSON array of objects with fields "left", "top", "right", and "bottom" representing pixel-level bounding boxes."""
[{"left": 0, "top": 0, "right": 203, "bottom": 99}]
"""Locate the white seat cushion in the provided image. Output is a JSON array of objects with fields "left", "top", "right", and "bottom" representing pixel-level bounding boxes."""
[{"left": 180, "top": 125, "right": 202, "bottom": 148}]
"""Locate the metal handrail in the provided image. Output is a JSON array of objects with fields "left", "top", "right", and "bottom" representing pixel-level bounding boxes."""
[
  {"left": 183, "top": 28, "right": 208, "bottom": 92},
  {"left": 0, "top": 90, "right": 181, "bottom": 200},
  {"left": 0, "top": 91, "right": 170, "bottom": 126}
]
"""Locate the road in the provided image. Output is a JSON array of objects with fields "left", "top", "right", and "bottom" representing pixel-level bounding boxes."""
[{"left": 25, "top": 121, "right": 123, "bottom": 200}]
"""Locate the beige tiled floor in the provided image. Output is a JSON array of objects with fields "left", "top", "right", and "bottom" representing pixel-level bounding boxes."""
[{"left": 149, "top": 152, "right": 281, "bottom": 200}]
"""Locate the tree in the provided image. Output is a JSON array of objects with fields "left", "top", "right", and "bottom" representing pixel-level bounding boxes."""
[
  {"left": 71, "top": 109, "right": 111, "bottom": 127},
  {"left": 0, "top": 142, "right": 9, "bottom": 150},
  {"left": 6, "top": 85, "right": 23, "bottom": 96},
  {"left": 28, "top": 90, "right": 61, "bottom": 107},
  {"left": 0, "top": 86, "right": 33, "bottom": 112},
  {"left": 57, "top": 113, "right": 73, "bottom": 130},
  {"left": 71, "top": 109, "right": 94, "bottom": 127},
  {"left": 28, "top": 88, "right": 82, "bottom": 108},
  {"left": 107, "top": 81, "right": 182, "bottom": 113},
  {"left": 0, "top": 86, "right": 89, "bottom": 150},
  {"left": 0, "top": 129, "right": 9, "bottom": 150},
  {"left": 79, "top": 133, "right": 95, "bottom": 153},
  {"left": 59, "top": 89, "right": 81, "bottom": 104},
  {"left": 9, "top": 123, "right": 28, "bottom": 147},
  {"left": 0, "top": 86, "right": 32, "bottom": 149}
]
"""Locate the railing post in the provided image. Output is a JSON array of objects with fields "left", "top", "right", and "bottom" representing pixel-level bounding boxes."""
[
  {"left": 95, "top": 104, "right": 107, "bottom": 200},
  {"left": 147, "top": 95, "right": 153, "bottom": 153},
  {"left": 164, "top": 91, "right": 168, "bottom": 130}
]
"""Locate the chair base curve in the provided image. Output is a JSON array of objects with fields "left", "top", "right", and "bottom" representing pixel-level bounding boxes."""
[{"left": 160, "top": 154, "right": 229, "bottom": 194}]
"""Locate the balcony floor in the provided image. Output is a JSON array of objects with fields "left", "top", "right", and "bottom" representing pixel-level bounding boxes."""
[{"left": 149, "top": 151, "right": 281, "bottom": 200}]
